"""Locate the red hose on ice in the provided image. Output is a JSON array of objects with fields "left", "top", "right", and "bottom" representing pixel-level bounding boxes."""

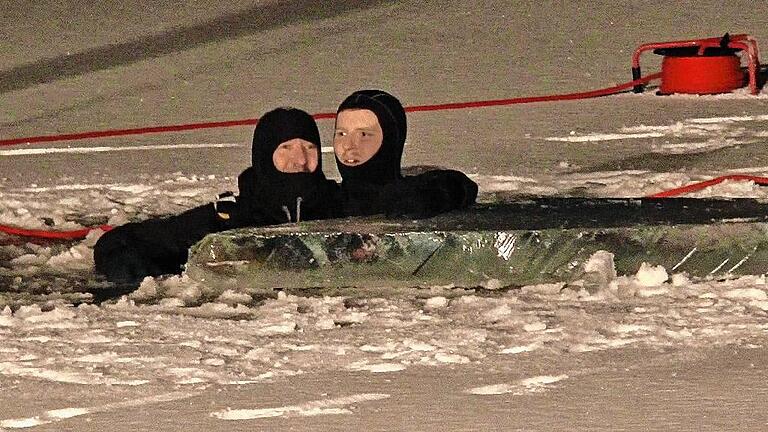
[
  {"left": 404, "top": 72, "right": 663, "bottom": 112},
  {"left": 0, "top": 72, "right": 666, "bottom": 240},
  {"left": 0, "top": 223, "right": 113, "bottom": 240},
  {"left": 0, "top": 73, "right": 661, "bottom": 147},
  {"left": 645, "top": 174, "right": 768, "bottom": 198}
]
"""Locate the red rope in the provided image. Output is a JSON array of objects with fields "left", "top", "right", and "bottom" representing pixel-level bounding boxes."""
[
  {"left": 0, "top": 118, "right": 261, "bottom": 147},
  {"left": 0, "top": 73, "right": 668, "bottom": 240},
  {"left": 405, "top": 72, "right": 662, "bottom": 112},
  {"left": 0, "top": 73, "right": 661, "bottom": 148},
  {"left": 0, "top": 224, "right": 112, "bottom": 240},
  {"left": 645, "top": 174, "right": 768, "bottom": 198}
]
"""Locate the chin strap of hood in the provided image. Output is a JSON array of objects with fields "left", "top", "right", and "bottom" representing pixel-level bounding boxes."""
[
  {"left": 250, "top": 107, "right": 326, "bottom": 223},
  {"left": 335, "top": 89, "right": 407, "bottom": 186}
]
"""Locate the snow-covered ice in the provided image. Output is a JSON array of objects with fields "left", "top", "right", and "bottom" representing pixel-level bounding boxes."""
[
  {"left": 2, "top": 248, "right": 768, "bottom": 390},
  {"left": 3, "top": 0, "right": 768, "bottom": 429},
  {"left": 4, "top": 107, "right": 768, "bottom": 431}
]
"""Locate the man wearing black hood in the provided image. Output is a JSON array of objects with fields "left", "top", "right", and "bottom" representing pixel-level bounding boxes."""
[
  {"left": 333, "top": 89, "right": 478, "bottom": 218},
  {"left": 94, "top": 107, "right": 340, "bottom": 283}
]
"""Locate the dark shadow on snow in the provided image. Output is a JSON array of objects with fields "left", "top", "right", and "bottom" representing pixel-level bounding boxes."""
[{"left": 0, "top": 0, "right": 388, "bottom": 94}]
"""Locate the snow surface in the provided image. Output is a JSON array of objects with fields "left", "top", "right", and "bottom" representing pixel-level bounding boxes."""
[
  {"left": 2, "top": 260, "right": 768, "bottom": 385},
  {"left": 3, "top": 0, "right": 768, "bottom": 428},
  {"left": 3, "top": 112, "right": 768, "bottom": 399},
  {"left": 4, "top": 103, "right": 768, "bottom": 430}
]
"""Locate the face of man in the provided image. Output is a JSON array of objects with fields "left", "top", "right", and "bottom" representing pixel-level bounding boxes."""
[
  {"left": 272, "top": 138, "right": 318, "bottom": 173},
  {"left": 333, "top": 109, "right": 383, "bottom": 166}
]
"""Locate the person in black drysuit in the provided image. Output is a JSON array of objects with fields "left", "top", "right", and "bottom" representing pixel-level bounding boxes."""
[
  {"left": 93, "top": 107, "right": 341, "bottom": 283},
  {"left": 332, "top": 89, "right": 478, "bottom": 218}
]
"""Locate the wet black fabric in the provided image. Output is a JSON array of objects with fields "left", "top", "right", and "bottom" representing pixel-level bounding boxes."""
[
  {"left": 233, "top": 166, "right": 341, "bottom": 226},
  {"left": 335, "top": 89, "right": 478, "bottom": 218},
  {"left": 92, "top": 203, "right": 227, "bottom": 282},
  {"left": 339, "top": 170, "right": 478, "bottom": 218},
  {"left": 94, "top": 108, "right": 342, "bottom": 284}
]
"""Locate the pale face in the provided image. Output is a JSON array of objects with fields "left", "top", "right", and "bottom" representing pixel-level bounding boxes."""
[
  {"left": 272, "top": 138, "right": 319, "bottom": 173},
  {"left": 333, "top": 109, "right": 383, "bottom": 166}
]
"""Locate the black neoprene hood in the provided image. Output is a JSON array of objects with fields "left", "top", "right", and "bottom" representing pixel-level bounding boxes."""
[
  {"left": 335, "top": 89, "right": 407, "bottom": 185},
  {"left": 250, "top": 107, "right": 326, "bottom": 222},
  {"left": 251, "top": 107, "right": 323, "bottom": 177}
]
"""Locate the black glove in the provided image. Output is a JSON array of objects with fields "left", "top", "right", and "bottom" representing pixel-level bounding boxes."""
[
  {"left": 415, "top": 170, "right": 478, "bottom": 209},
  {"left": 384, "top": 170, "right": 478, "bottom": 219},
  {"left": 93, "top": 224, "right": 179, "bottom": 283},
  {"left": 93, "top": 207, "right": 216, "bottom": 282},
  {"left": 383, "top": 181, "right": 444, "bottom": 219}
]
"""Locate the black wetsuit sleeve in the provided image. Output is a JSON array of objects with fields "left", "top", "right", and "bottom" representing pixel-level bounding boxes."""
[
  {"left": 342, "top": 169, "right": 478, "bottom": 219},
  {"left": 93, "top": 203, "right": 227, "bottom": 282},
  {"left": 405, "top": 169, "right": 478, "bottom": 212},
  {"left": 94, "top": 165, "right": 345, "bottom": 283}
]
